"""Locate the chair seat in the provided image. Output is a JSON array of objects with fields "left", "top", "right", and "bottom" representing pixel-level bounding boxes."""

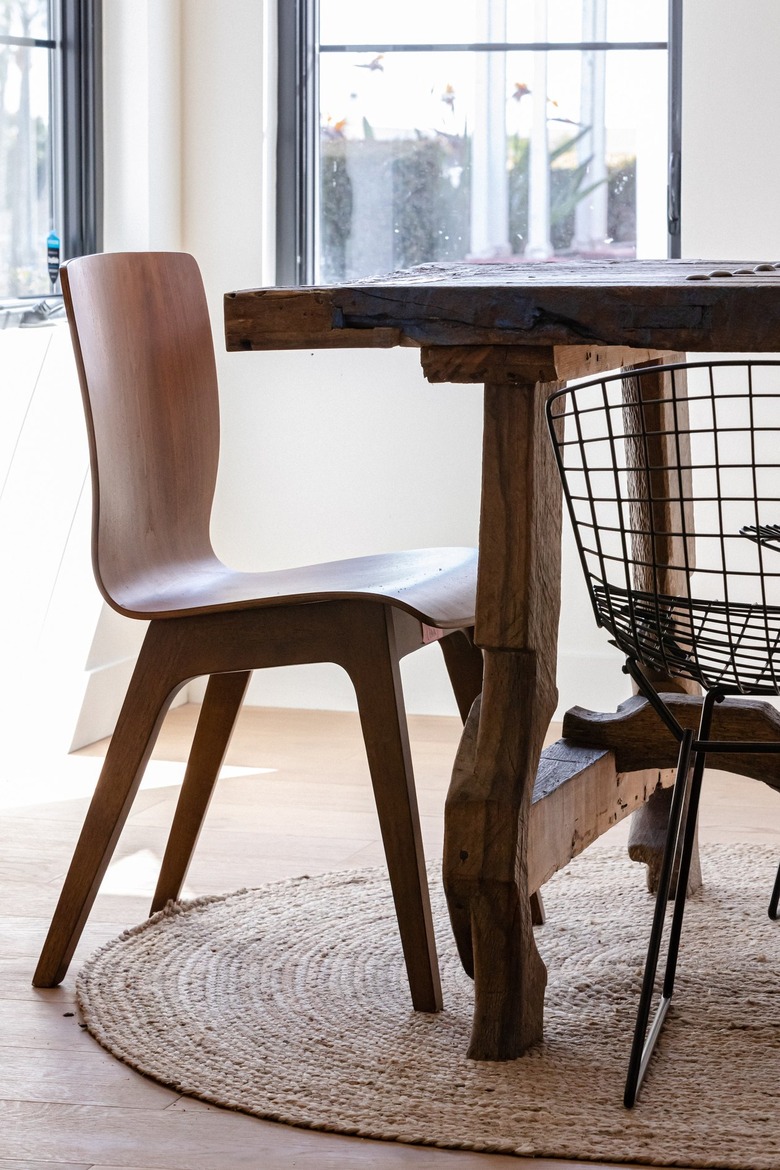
[
  {"left": 597, "top": 584, "right": 780, "bottom": 694},
  {"left": 105, "top": 545, "right": 478, "bottom": 627}
]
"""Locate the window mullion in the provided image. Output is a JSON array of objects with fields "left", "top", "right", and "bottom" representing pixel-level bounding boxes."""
[
  {"left": 277, "top": 0, "right": 318, "bottom": 285},
  {"left": 60, "top": 0, "right": 102, "bottom": 263}
]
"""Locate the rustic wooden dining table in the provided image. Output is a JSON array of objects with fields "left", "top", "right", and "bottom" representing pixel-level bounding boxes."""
[{"left": 224, "top": 258, "right": 780, "bottom": 1062}]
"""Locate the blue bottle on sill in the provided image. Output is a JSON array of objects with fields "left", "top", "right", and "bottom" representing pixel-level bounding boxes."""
[{"left": 47, "top": 230, "right": 61, "bottom": 291}]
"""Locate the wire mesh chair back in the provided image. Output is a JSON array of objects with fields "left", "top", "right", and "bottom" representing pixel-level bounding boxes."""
[{"left": 547, "top": 360, "right": 780, "bottom": 695}]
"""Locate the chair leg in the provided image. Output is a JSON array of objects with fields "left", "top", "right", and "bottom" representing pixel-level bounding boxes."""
[
  {"left": 530, "top": 889, "right": 546, "bottom": 925},
  {"left": 345, "top": 606, "right": 442, "bottom": 1013},
  {"left": 33, "top": 623, "right": 186, "bottom": 988},
  {"left": 661, "top": 749, "right": 707, "bottom": 1001},
  {"left": 624, "top": 687, "right": 718, "bottom": 1107},
  {"left": 769, "top": 862, "right": 780, "bottom": 920},
  {"left": 150, "top": 670, "right": 252, "bottom": 915},
  {"left": 439, "top": 627, "right": 484, "bottom": 724},
  {"left": 623, "top": 728, "right": 694, "bottom": 1107}
]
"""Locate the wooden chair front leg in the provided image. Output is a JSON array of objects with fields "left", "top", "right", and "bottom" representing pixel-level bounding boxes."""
[
  {"left": 343, "top": 605, "right": 442, "bottom": 1013},
  {"left": 33, "top": 621, "right": 188, "bottom": 988},
  {"left": 151, "top": 669, "right": 252, "bottom": 914},
  {"left": 440, "top": 627, "right": 484, "bottom": 724}
]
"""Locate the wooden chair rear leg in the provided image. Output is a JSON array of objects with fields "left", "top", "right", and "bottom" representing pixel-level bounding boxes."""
[
  {"left": 440, "top": 627, "right": 484, "bottom": 723},
  {"left": 345, "top": 606, "right": 442, "bottom": 1013},
  {"left": 33, "top": 623, "right": 186, "bottom": 988},
  {"left": 151, "top": 670, "right": 252, "bottom": 914}
]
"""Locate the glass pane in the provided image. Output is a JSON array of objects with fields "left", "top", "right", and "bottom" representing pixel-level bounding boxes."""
[
  {"left": 606, "top": 0, "right": 667, "bottom": 43},
  {"left": 317, "top": 45, "right": 668, "bottom": 281},
  {"left": 319, "top": 50, "right": 473, "bottom": 281},
  {"left": 508, "top": 0, "right": 583, "bottom": 43},
  {"left": 0, "top": 0, "right": 51, "bottom": 42},
  {"left": 508, "top": 48, "right": 669, "bottom": 257},
  {"left": 507, "top": 0, "right": 668, "bottom": 44},
  {"left": 0, "top": 40, "right": 53, "bottom": 296},
  {"left": 320, "top": 0, "right": 480, "bottom": 46},
  {"left": 320, "top": 1, "right": 668, "bottom": 47}
]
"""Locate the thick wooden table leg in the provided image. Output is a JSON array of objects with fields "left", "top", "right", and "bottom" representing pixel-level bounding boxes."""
[
  {"left": 443, "top": 377, "right": 562, "bottom": 1060},
  {"left": 446, "top": 651, "right": 554, "bottom": 1058}
]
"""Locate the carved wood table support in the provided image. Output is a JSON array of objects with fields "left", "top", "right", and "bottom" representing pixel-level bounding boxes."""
[
  {"left": 445, "top": 651, "right": 553, "bottom": 1058},
  {"left": 565, "top": 691, "right": 780, "bottom": 891},
  {"left": 424, "top": 348, "right": 563, "bottom": 1059},
  {"left": 563, "top": 692, "right": 780, "bottom": 793},
  {"left": 444, "top": 680, "right": 682, "bottom": 1060},
  {"left": 426, "top": 345, "right": 683, "bottom": 1060}
]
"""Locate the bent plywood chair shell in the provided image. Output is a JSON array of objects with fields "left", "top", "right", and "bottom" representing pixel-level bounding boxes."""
[{"left": 35, "top": 251, "right": 482, "bottom": 1015}]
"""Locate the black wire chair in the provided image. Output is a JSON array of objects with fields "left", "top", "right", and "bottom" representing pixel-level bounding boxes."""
[{"left": 546, "top": 359, "right": 780, "bottom": 1107}]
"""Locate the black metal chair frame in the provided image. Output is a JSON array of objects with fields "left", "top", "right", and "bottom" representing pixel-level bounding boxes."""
[{"left": 546, "top": 359, "right": 780, "bottom": 1108}]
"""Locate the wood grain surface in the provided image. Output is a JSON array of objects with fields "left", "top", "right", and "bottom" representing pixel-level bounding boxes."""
[{"left": 226, "top": 260, "right": 780, "bottom": 353}]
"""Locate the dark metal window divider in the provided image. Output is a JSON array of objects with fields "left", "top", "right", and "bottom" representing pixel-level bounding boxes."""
[
  {"left": 276, "top": 0, "right": 318, "bottom": 286},
  {"left": 60, "top": 0, "right": 103, "bottom": 263}
]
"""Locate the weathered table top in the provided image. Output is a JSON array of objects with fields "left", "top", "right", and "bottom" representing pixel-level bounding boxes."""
[{"left": 225, "top": 259, "right": 780, "bottom": 353}]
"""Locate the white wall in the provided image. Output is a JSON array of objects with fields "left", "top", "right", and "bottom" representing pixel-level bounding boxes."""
[
  {"left": 69, "top": 0, "right": 780, "bottom": 740},
  {"left": 0, "top": 326, "right": 98, "bottom": 762},
  {"left": 67, "top": 0, "right": 188, "bottom": 747},
  {"left": 3, "top": 0, "right": 191, "bottom": 753},
  {"left": 0, "top": 3, "right": 190, "bottom": 761},
  {"left": 682, "top": 0, "right": 780, "bottom": 260},
  {"left": 103, "top": 0, "right": 182, "bottom": 252},
  {"left": 173, "top": 2, "right": 621, "bottom": 718},
  {"left": 177, "top": 1, "right": 486, "bottom": 716}
]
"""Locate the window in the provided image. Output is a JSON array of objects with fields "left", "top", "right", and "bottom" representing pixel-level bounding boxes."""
[
  {"left": 277, "top": 0, "right": 681, "bottom": 285},
  {"left": 0, "top": 0, "right": 101, "bottom": 311}
]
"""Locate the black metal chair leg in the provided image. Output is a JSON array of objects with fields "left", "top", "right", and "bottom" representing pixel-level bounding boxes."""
[
  {"left": 624, "top": 688, "right": 721, "bottom": 1108},
  {"left": 662, "top": 747, "right": 707, "bottom": 1000},
  {"left": 624, "top": 728, "right": 694, "bottom": 1108},
  {"left": 769, "top": 862, "right": 780, "bottom": 920}
]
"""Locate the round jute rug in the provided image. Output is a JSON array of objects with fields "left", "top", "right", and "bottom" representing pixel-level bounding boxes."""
[{"left": 76, "top": 844, "right": 780, "bottom": 1168}]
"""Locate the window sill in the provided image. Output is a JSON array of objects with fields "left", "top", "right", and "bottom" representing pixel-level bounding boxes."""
[{"left": 0, "top": 297, "right": 66, "bottom": 330}]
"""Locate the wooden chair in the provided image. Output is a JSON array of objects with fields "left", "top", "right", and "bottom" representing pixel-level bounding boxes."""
[
  {"left": 33, "top": 251, "right": 482, "bottom": 1012},
  {"left": 547, "top": 359, "right": 780, "bottom": 1104}
]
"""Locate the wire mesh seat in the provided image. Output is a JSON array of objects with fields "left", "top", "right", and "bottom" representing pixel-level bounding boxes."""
[{"left": 546, "top": 359, "right": 780, "bottom": 1106}]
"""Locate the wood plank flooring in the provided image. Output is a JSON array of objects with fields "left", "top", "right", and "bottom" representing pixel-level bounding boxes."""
[{"left": 2, "top": 704, "right": 778, "bottom": 1170}]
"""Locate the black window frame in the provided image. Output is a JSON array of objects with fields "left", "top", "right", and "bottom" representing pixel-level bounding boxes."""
[
  {"left": 60, "top": 0, "right": 102, "bottom": 264},
  {"left": 277, "top": 0, "right": 682, "bottom": 286},
  {"left": 0, "top": 0, "right": 102, "bottom": 310}
]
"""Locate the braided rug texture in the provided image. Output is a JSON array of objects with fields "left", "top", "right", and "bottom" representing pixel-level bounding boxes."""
[{"left": 77, "top": 844, "right": 780, "bottom": 1168}]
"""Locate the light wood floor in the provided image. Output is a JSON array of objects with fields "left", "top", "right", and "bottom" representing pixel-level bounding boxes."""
[{"left": 2, "top": 703, "right": 778, "bottom": 1170}]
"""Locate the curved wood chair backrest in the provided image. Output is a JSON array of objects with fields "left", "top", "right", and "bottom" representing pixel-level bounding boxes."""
[{"left": 61, "top": 252, "right": 222, "bottom": 616}]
